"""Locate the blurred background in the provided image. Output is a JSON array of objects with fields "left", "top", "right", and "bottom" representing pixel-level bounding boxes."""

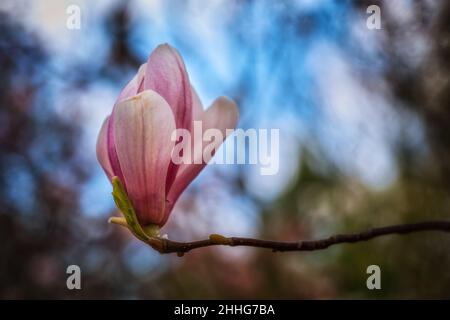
[{"left": 0, "top": 0, "right": 449, "bottom": 299}]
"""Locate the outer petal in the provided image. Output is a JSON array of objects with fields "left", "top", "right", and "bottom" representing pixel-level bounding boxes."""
[
  {"left": 96, "top": 116, "right": 114, "bottom": 180},
  {"left": 164, "top": 84, "right": 204, "bottom": 194},
  {"left": 113, "top": 90, "right": 176, "bottom": 226},
  {"left": 164, "top": 96, "right": 239, "bottom": 223},
  {"left": 144, "top": 44, "right": 192, "bottom": 131},
  {"left": 107, "top": 64, "right": 148, "bottom": 185},
  {"left": 116, "top": 63, "right": 147, "bottom": 102},
  {"left": 191, "top": 85, "right": 204, "bottom": 121},
  {"left": 145, "top": 44, "right": 193, "bottom": 194}
]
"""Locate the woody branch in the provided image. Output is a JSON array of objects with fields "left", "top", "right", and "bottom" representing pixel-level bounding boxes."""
[{"left": 145, "top": 220, "right": 450, "bottom": 256}]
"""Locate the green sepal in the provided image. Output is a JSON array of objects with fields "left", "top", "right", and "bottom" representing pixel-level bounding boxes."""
[{"left": 111, "top": 176, "right": 160, "bottom": 240}]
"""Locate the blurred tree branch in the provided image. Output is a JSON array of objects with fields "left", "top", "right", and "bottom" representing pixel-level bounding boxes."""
[{"left": 132, "top": 221, "right": 450, "bottom": 255}]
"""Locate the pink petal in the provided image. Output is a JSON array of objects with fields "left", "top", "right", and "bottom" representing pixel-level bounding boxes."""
[
  {"left": 96, "top": 116, "right": 114, "bottom": 180},
  {"left": 145, "top": 44, "right": 193, "bottom": 194},
  {"left": 107, "top": 64, "right": 148, "bottom": 186},
  {"left": 116, "top": 63, "right": 147, "bottom": 103},
  {"left": 107, "top": 110, "right": 125, "bottom": 188},
  {"left": 144, "top": 44, "right": 192, "bottom": 131},
  {"left": 164, "top": 85, "right": 204, "bottom": 194},
  {"left": 113, "top": 90, "right": 176, "bottom": 226},
  {"left": 117, "top": 63, "right": 147, "bottom": 102},
  {"left": 191, "top": 85, "right": 204, "bottom": 121},
  {"left": 164, "top": 96, "right": 239, "bottom": 223}
]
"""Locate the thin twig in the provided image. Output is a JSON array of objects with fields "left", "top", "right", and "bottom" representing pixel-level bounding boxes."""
[{"left": 145, "top": 221, "right": 450, "bottom": 256}]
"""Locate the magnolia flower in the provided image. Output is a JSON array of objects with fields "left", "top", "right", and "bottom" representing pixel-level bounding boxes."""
[{"left": 96, "top": 44, "right": 238, "bottom": 232}]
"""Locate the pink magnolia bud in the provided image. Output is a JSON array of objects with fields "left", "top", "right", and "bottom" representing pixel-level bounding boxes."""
[{"left": 96, "top": 44, "right": 239, "bottom": 228}]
